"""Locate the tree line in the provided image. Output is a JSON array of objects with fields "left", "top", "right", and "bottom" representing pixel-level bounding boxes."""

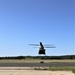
[{"left": 0, "top": 55, "right": 75, "bottom": 60}]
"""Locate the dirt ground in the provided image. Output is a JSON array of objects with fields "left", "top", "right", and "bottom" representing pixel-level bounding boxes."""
[{"left": 0, "top": 70, "right": 74, "bottom": 75}]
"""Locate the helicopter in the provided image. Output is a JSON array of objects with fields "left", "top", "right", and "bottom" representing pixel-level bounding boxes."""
[{"left": 29, "top": 42, "right": 56, "bottom": 55}]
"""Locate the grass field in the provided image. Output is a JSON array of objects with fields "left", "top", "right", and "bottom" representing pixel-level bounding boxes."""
[
  {"left": 0, "top": 59, "right": 75, "bottom": 63},
  {"left": 0, "top": 59, "right": 75, "bottom": 73},
  {"left": 48, "top": 66, "right": 75, "bottom": 73},
  {"left": 34, "top": 66, "right": 75, "bottom": 73}
]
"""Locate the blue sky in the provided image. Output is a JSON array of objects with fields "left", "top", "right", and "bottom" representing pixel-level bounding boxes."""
[{"left": 0, "top": 0, "right": 74, "bottom": 56}]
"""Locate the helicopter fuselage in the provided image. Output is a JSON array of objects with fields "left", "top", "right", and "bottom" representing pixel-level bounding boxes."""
[{"left": 38, "top": 42, "right": 46, "bottom": 55}]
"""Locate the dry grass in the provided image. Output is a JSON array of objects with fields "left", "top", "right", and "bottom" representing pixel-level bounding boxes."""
[
  {"left": 0, "top": 59, "right": 75, "bottom": 63},
  {"left": 33, "top": 66, "right": 75, "bottom": 73}
]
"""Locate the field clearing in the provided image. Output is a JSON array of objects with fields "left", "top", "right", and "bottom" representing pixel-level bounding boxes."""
[
  {"left": 0, "top": 59, "right": 75, "bottom": 63},
  {"left": 0, "top": 70, "right": 74, "bottom": 75}
]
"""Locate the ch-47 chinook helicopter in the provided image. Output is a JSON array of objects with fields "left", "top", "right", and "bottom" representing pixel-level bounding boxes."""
[{"left": 29, "top": 42, "right": 56, "bottom": 55}]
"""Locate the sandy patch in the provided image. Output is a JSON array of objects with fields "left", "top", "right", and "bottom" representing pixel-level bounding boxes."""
[
  {"left": 0, "top": 70, "right": 74, "bottom": 75},
  {"left": 0, "top": 67, "right": 74, "bottom": 75}
]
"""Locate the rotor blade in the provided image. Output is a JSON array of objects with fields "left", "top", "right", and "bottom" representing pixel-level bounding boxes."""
[
  {"left": 44, "top": 44, "right": 56, "bottom": 47},
  {"left": 44, "top": 44, "right": 54, "bottom": 46},
  {"left": 45, "top": 46, "right": 56, "bottom": 48},
  {"left": 29, "top": 44, "right": 39, "bottom": 46}
]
